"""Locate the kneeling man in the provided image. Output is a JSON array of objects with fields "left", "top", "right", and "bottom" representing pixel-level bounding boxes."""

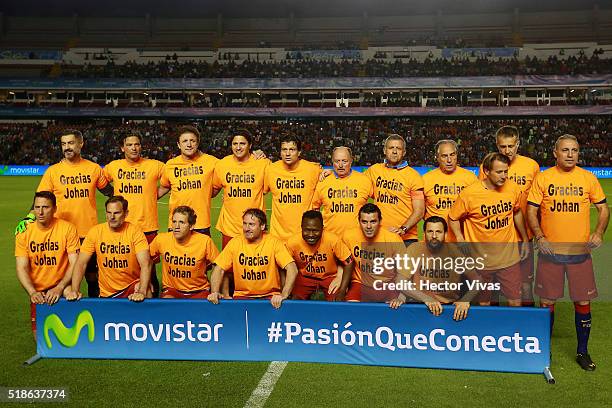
[{"left": 208, "top": 209, "right": 298, "bottom": 308}]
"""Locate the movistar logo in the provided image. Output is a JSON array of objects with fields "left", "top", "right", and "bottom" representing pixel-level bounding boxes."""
[
  {"left": 43, "top": 310, "right": 95, "bottom": 349},
  {"left": 0, "top": 165, "right": 8, "bottom": 175}
]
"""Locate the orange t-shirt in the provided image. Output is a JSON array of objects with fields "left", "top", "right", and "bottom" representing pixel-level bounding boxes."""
[
  {"left": 423, "top": 167, "right": 478, "bottom": 242},
  {"left": 37, "top": 158, "right": 108, "bottom": 238},
  {"left": 160, "top": 153, "right": 219, "bottom": 230},
  {"left": 479, "top": 155, "right": 540, "bottom": 239},
  {"left": 311, "top": 171, "right": 373, "bottom": 237},
  {"left": 213, "top": 155, "right": 270, "bottom": 237},
  {"left": 342, "top": 227, "right": 405, "bottom": 289},
  {"left": 81, "top": 221, "right": 149, "bottom": 297},
  {"left": 448, "top": 181, "right": 522, "bottom": 269},
  {"left": 150, "top": 232, "right": 219, "bottom": 292},
  {"left": 527, "top": 166, "right": 606, "bottom": 254},
  {"left": 364, "top": 163, "right": 424, "bottom": 240},
  {"left": 265, "top": 159, "right": 321, "bottom": 241},
  {"left": 103, "top": 158, "right": 165, "bottom": 233},
  {"left": 15, "top": 218, "right": 80, "bottom": 291},
  {"left": 214, "top": 234, "right": 294, "bottom": 298},
  {"left": 286, "top": 231, "right": 352, "bottom": 279}
]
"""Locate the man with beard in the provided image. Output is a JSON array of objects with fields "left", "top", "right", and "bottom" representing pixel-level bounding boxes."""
[
  {"left": 15, "top": 129, "right": 113, "bottom": 298},
  {"left": 388, "top": 216, "right": 480, "bottom": 321}
]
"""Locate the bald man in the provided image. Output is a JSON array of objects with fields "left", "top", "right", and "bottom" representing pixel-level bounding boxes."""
[{"left": 311, "top": 147, "right": 373, "bottom": 236}]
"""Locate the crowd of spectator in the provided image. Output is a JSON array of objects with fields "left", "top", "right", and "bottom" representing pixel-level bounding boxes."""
[
  {"left": 2, "top": 117, "right": 609, "bottom": 168},
  {"left": 60, "top": 52, "right": 612, "bottom": 79}
]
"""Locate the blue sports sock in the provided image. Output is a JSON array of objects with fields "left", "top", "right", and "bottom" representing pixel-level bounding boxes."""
[{"left": 574, "top": 304, "right": 591, "bottom": 355}]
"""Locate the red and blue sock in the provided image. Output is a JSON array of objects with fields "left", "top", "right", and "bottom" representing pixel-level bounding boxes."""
[{"left": 574, "top": 303, "right": 591, "bottom": 355}]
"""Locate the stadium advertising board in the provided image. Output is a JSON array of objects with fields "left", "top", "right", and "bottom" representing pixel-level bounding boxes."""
[
  {"left": 37, "top": 299, "right": 550, "bottom": 374},
  {"left": 442, "top": 48, "right": 519, "bottom": 59},
  {"left": 287, "top": 50, "right": 363, "bottom": 60},
  {"left": 0, "top": 50, "right": 63, "bottom": 60},
  {"left": 0, "top": 165, "right": 47, "bottom": 176}
]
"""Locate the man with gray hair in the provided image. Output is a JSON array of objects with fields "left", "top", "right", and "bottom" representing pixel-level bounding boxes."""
[
  {"left": 527, "top": 134, "right": 608, "bottom": 371},
  {"left": 364, "top": 134, "right": 425, "bottom": 245},
  {"left": 423, "top": 139, "right": 477, "bottom": 242},
  {"left": 311, "top": 146, "right": 372, "bottom": 236}
]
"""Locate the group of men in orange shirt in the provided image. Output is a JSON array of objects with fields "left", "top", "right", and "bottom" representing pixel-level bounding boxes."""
[{"left": 15, "top": 124, "right": 608, "bottom": 370}]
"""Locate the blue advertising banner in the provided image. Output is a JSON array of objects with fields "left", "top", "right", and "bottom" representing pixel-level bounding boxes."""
[
  {"left": 442, "top": 48, "right": 519, "bottom": 59},
  {"left": 287, "top": 50, "right": 363, "bottom": 60},
  {"left": 0, "top": 50, "right": 63, "bottom": 60},
  {"left": 37, "top": 300, "right": 550, "bottom": 374},
  {"left": 0, "top": 165, "right": 48, "bottom": 176}
]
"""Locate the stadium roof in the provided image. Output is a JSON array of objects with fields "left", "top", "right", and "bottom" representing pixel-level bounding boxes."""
[{"left": 1, "top": 0, "right": 608, "bottom": 18}]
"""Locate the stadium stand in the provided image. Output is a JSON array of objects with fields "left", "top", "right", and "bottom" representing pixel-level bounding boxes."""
[
  {"left": 2, "top": 42, "right": 611, "bottom": 109},
  {"left": 55, "top": 50, "right": 612, "bottom": 79},
  {"left": 1, "top": 117, "right": 609, "bottom": 167}
]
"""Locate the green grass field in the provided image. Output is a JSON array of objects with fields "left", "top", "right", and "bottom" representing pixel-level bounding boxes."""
[{"left": 0, "top": 177, "right": 611, "bottom": 407}]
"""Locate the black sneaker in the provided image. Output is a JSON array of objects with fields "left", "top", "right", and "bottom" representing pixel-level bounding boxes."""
[{"left": 576, "top": 353, "right": 596, "bottom": 371}]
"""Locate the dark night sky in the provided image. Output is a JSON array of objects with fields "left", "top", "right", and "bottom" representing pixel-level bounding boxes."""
[{"left": 1, "top": 0, "right": 609, "bottom": 18}]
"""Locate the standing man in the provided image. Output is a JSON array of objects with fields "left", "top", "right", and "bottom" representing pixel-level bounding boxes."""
[
  {"left": 15, "top": 191, "right": 80, "bottom": 336},
  {"left": 480, "top": 126, "right": 540, "bottom": 306},
  {"left": 208, "top": 209, "right": 298, "bottom": 309},
  {"left": 341, "top": 203, "right": 405, "bottom": 302},
  {"left": 449, "top": 153, "right": 529, "bottom": 307},
  {"left": 67, "top": 196, "right": 151, "bottom": 301},
  {"left": 158, "top": 125, "right": 219, "bottom": 235},
  {"left": 149, "top": 206, "right": 219, "bottom": 299},
  {"left": 423, "top": 140, "right": 477, "bottom": 242},
  {"left": 213, "top": 130, "right": 270, "bottom": 248},
  {"left": 287, "top": 210, "right": 354, "bottom": 301},
  {"left": 311, "top": 146, "right": 372, "bottom": 237},
  {"left": 265, "top": 134, "right": 322, "bottom": 242},
  {"left": 364, "top": 134, "right": 424, "bottom": 245},
  {"left": 527, "top": 134, "right": 609, "bottom": 371},
  {"left": 16, "top": 130, "right": 113, "bottom": 298},
  {"left": 104, "top": 131, "right": 165, "bottom": 296}
]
